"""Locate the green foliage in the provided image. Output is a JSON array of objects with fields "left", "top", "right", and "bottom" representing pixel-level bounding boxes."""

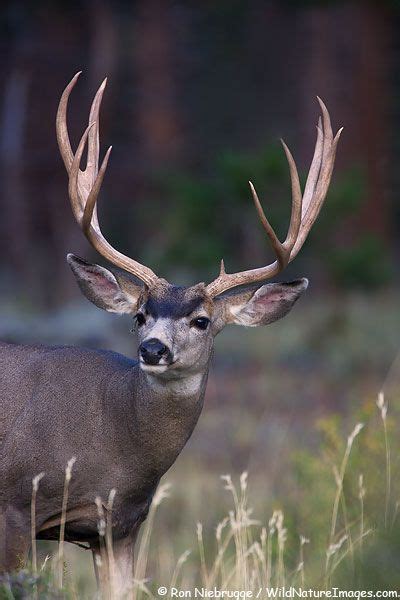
[
  {"left": 157, "top": 142, "right": 299, "bottom": 280},
  {"left": 328, "top": 233, "right": 392, "bottom": 288},
  {"left": 157, "top": 148, "right": 391, "bottom": 289},
  {"left": 288, "top": 393, "right": 400, "bottom": 588},
  {"left": 315, "top": 167, "right": 392, "bottom": 288}
]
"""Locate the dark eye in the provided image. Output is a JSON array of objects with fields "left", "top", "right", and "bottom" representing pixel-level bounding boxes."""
[
  {"left": 136, "top": 312, "right": 146, "bottom": 326},
  {"left": 191, "top": 317, "right": 210, "bottom": 330}
]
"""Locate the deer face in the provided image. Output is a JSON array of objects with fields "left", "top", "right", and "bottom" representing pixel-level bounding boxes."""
[
  {"left": 68, "top": 255, "right": 308, "bottom": 379},
  {"left": 59, "top": 76, "right": 339, "bottom": 380},
  {"left": 133, "top": 282, "right": 213, "bottom": 377}
]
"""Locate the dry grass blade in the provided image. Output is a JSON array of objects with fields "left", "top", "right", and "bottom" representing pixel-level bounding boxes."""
[
  {"left": 169, "top": 549, "right": 191, "bottom": 595},
  {"left": 133, "top": 483, "right": 171, "bottom": 600},
  {"left": 197, "top": 522, "right": 208, "bottom": 586},
  {"left": 106, "top": 488, "right": 117, "bottom": 598},
  {"left": 297, "top": 535, "right": 309, "bottom": 588},
  {"left": 329, "top": 423, "right": 364, "bottom": 545},
  {"left": 31, "top": 472, "right": 45, "bottom": 577},
  {"left": 377, "top": 392, "right": 391, "bottom": 528},
  {"left": 57, "top": 457, "right": 76, "bottom": 589}
]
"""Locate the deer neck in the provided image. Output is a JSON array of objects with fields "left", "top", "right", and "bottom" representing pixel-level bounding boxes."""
[
  {"left": 110, "top": 358, "right": 211, "bottom": 480},
  {"left": 136, "top": 363, "right": 209, "bottom": 432}
]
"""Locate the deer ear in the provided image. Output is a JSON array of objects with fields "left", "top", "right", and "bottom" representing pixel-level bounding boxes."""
[
  {"left": 215, "top": 279, "right": 308, "bottom": 329},
  {"left": 67, "top": 254, "right": 143, "bottom": 314}
]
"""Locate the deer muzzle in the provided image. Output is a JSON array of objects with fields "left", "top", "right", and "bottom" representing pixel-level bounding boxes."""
[{"left": 139, "top": 338, "right": 173, "bottom": 366}]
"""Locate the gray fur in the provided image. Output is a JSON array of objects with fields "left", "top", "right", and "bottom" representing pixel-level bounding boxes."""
[{"left": 0, "top": 256, "right": 307, "bottom": 594}]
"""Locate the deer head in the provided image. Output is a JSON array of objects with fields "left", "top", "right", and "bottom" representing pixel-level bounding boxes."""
[{"left": 57, "top": 73, "right": 342, "bottom": 379}]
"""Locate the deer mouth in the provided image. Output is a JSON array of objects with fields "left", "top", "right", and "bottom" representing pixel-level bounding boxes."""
[{"left": 139, "top": 359, "right": 176, "bottom": 372}]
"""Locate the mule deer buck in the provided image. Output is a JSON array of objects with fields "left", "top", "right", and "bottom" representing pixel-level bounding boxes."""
[{"left": 0, "top": 72, "right": 341, "bottom": 596}]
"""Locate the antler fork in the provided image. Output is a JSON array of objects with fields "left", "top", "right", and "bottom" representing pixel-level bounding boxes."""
[{"left": 206, "top": 99, "right": 342, "bottom": 297}]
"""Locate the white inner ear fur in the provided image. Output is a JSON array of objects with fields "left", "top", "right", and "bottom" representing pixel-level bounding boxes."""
[
  {"left": 90, "top": 268, "right": 138, "bottom": 314},
  {"left": 114, "top": 288, "right": 142, "bottom": 314},
  {"left": 68, "top": 255, "right": 142, "bottom": 314},
  {"left": 229, "top": 303, "right": 259, "bottom": 327},
  {"left": 226, "top": 279, "right": 308, "bottom": 327}
]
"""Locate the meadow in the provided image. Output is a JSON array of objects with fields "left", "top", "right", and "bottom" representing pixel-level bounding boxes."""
[{"left": 1, "top": 290, "right": 400, "bottom": 597}]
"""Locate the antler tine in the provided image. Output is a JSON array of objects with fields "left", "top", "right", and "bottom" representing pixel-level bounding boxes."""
[
  {"left": 80, "top": 78, "right": 108, "bottom": 237},
  {"left": 290, "top": 100, "right": 342, "bottom": 257},
  {"left": 82, "top": 145, "right": 112, "bottom": 234},
  {"left": 206, "top": 99, "right": 342, "bottom": 298},
  {"left": 249, "top": 181, "right": 287, "bottom": 270},
  {"left": 280, "top": 140, "right": 303, "bottom": 252},
  {"left": 56, "top": 71, "right": 82, "bottom": 171},
  {"left": 68, "top": 121, "right": 96, "bottom": 223},
  {"left": 301, "top": 117, "right": 324, "bottom": 219},
  {"left": 247, "top": 139, "right": 303, "bottom": 274},
  {"left": 87, "top": 78, "right": 107, "bottom": 179},
  {"left": 57, "top": 73, "right": 159, "bottom": 289}
]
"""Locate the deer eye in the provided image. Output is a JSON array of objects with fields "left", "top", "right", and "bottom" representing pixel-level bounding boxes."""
[
  {"left": 136, "top": 312, "right": 146, "bottom": 326},
  {"left": 191, "top": 317, "right": 210, "bottom": 330}
]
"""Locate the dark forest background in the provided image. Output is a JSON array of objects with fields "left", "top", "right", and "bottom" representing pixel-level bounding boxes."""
[{"left": 1, "top": 0, "right": 399, "bottom": 309}]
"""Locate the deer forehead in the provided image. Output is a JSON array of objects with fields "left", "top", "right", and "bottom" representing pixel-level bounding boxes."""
[{"left": 143, "top": 283, "right": 213, "bottom": 320}]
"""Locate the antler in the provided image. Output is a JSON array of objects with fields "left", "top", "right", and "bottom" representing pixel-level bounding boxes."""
[
  {"left": 206, "top": 98, "right": 342, "bottom": 297},
  {"left": 57, "top": 74, "right": 341, "bottom": 297},
  {"left": 56, "top": 72, "right": 159, "bottom": 288}
]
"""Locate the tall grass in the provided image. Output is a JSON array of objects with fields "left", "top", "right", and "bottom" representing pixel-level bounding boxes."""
[
  {"left": 377, "top": 392, "right": 390, "bottom": 528},
  {"left": 58, "top": 457, "right": 76, "bottom": 589},
  {"left": 31, "top": 472, "right": 45, "bottom": 577},
  {"left": 1, "top": 393, "right": 396, "bottom": 599}
]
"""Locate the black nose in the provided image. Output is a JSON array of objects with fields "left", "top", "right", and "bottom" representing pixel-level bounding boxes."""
[{"left": 139, "top": 338, "right": 169, "bottom": 365}]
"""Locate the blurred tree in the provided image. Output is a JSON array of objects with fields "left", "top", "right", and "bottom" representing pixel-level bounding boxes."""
[
  {"left": 132, "top": 0, "right": 182, "bottom": 168},
  {"left": 0, "top": 70, "right": 29, "bottom": 277},
  {"left": 296, "top": 1, "right": 392, "bottom": 241}
]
